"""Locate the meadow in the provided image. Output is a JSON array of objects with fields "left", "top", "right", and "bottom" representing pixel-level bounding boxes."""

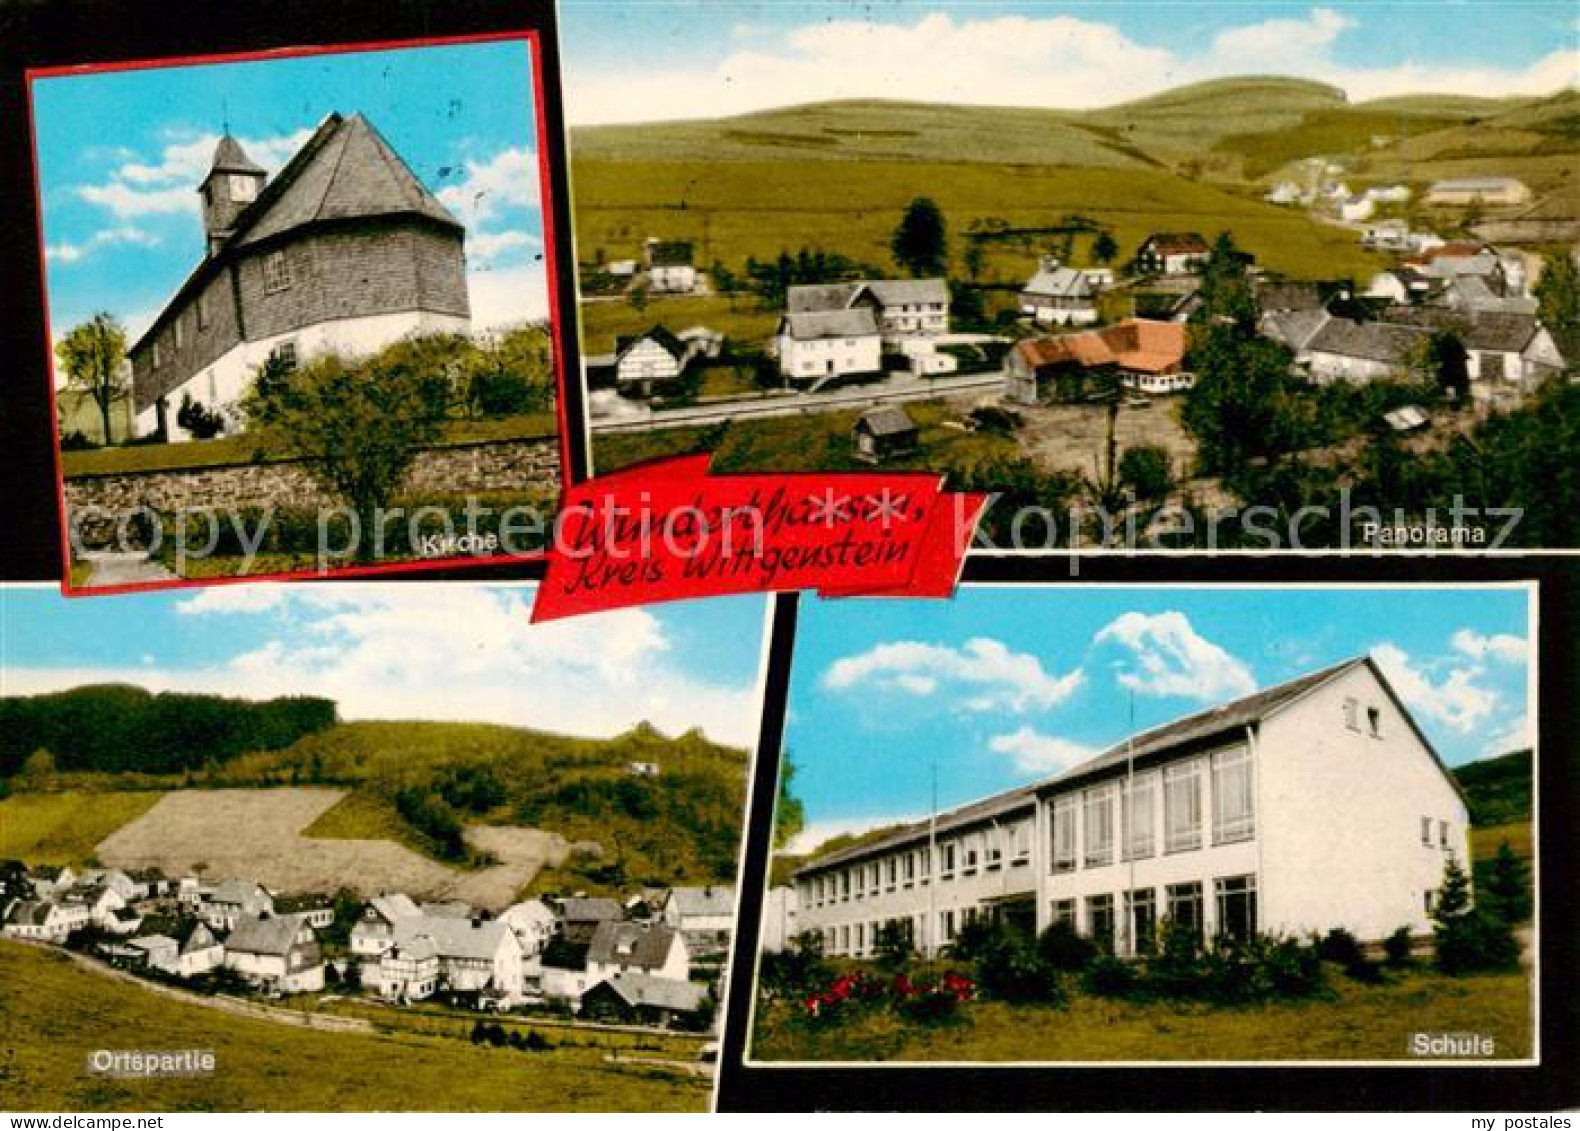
[
  {"left": 0, "top": 941, "right": 708, "bottom": 1112},
  {"left": 0, "top": 790, "right": 162, "bottom": 865}
]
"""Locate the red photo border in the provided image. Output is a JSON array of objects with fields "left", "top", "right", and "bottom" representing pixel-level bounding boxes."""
[{"left": 27, "top": 29, "right": 573, "bottom": 598}]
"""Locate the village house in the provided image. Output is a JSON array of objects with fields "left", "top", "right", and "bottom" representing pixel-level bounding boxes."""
[
  {"left": 1461, "top": 314, "right": 1567, "bottom": 402},
  {"left": 579, "top": 972, "right": 709, "bottom": 1028},
  {"left": 26, "top": 866, "right": 75, "bottom": 898},
  {"left": 794, "top": 656, "right": 1469, "bottom": 959},
  {"left": 554, "top": 896, "right": 627, "bottom": 944},
  {"left": 224, "top": 912, "right": 325, "bottom": 993},
  {"left": 537, "top": 938, "right": 598, "bottom": 1003},
  {"left": 759, "top": 885, "right": 800, "bottom": 954},
  {"left": 368, "top": 914, "right": 524, "bottom": 1002},
  {"left": 1425, "top": 177, "right": 1531, "bottom": 207},
  {"left": 1005, "top": 319, "right": 1189, "bottom": 405},
  {"left": 273, "top": 893, "right": 335, "bottom": 930},
  {"left": 613, "top": 325, "right": 691, "bottom": 397},
  {"left": 372, "top": 936, "right": 440, "bottom": 1003},
  {"left": 200, "top": 880, "right": 274, "bottom": 931},
  {"left": 76, "top": 868, "right": 144, "bottom": 902},
  {"left": 1019, "top": 258, "right": 1101, "bottom": 326},
  {"left": 661, "top": 886, "right": 736, "bottom": 955},
  {"left": 500, "top": 899, "right": 559, "bottom": 956},
  {"left": 851, "top": 405, "right": 920, "bottom": 464},
  {"left": 59, "top": 883, "right": 128, "bottom": 931},
  {"left": 1299, "top": 317, "right": 1432, "bottom": 385},
  {"left": 645, "top": 238, "right": 697, "bottom": 293},
  {"left": 149, "top": 921, "right": 224, "bottom": 978},
  {"left": 349, "top": 893, "right": 423, "bottom": 958},
  {"left": 586, "top": 920, "right": 690, "bottom": 984},
  {"left": 1134, "top": 232, "right": 1209, "bottom": 277},
  {"left": 2, "top": 900, "right": 77, "bottom": 942},
  {"left": 776, "top": 278, "right": 950, "bottom": 381},
  {"left": 127, "top": 112, "right": 470, "bottom": 441}
]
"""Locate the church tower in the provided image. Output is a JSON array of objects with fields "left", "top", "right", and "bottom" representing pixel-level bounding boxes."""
[{"left": 198, "top": 134, "right": 266, "bottom": 256}]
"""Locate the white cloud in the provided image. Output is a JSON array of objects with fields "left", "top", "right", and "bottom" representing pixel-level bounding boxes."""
[
  {"left": 822, "top": 636, "right": 1084, "bottom": 714},
  {"left": 988, "top": 726, "right": 1098, "bottom": 775},
  {"left": 784, "top": 816, "right": 912, "bottom": 857},
  {"left": 74, "top": 128, "right": 313, "bottom": 220},
  {"left": 467, "top": 262, "right": 550, "bottom": 331},
  {"left": 14, "top": 584, "right": 760, "bottom": 748},
  {"left": 1095, "top": 611, "right": 1256, "bottom": 702},
  {"left": 1481, "top": 712, "right": 1532, "bottom": 760},
  {"left": 565, "top": 8, "right": 1577, "bottom": 125},
  {"left": 45, "top": 225, "right": 160, "bottom": 265},
  {"left": 1371, "top": 642, "right": 1498, "bottom": 735},
  {"left": 467, "top": 229, "right": 543, "bottom": 266},
  {"left": 1451, "top": 628, "right": 1528, "bottom": 666},
  {"left": 436, "top": 147, "right": 541, "bottom": 232}
]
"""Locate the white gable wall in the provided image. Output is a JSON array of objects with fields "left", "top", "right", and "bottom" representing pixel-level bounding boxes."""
[{"left": 1257, "top": 664, "right": 1468, "bottom": 941}]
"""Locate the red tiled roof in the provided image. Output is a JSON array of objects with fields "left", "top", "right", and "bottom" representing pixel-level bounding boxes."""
[{"left": 1013, "top": 319, "right": 1186, "bottom": 375}]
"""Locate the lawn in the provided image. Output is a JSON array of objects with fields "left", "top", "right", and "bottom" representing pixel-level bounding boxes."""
[
  {"left": 0, "top": 791, "right": 162, "bottom": 866},
  {"left": 592, "top": 396, "right": 1019, "bottom": 478},
  {"left": 579, "top": 293, "right": 779, "bottom": 355},
  {"left": 0, "top": 941, "right": 708, "bottom": 1112},
  {"left": 1471, "top": 820, "right": 1533, "bottom": 864},
  {"left": 60, "top": 412, "right": 556, "bottom": 479},
  {"left": 751, "top": 968, "right": 1533, "bottom": 1063}
]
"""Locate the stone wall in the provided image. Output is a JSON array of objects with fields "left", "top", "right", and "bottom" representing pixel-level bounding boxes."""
[{"left": 64, "top": 435, "right": 561, "bottom": 546}]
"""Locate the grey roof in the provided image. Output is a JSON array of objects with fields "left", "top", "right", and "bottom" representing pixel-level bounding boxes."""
[
  {"left": 857, "top": 405, "right": 918, "bottom": 437},
  {"left": 1464, "top": 313, "right": 1540, "bottom": 354},
  {"left": 1449, "top": 276, "right": 1538, "bottom": 316},
  {"left": 595, "top": 972, "right": 708, "bottom": 1013},
  {"left": 417, "top": 901, "right": 474, "bottom": 920},
  {"left": 864, "top": 278, "right": 949, "bottom": 307},
  {"left": 392, "top": 915, "right": 512, "bottom": 961},
  {"left": 5, "top": 900, "right": 59, "bottom": 927},
  {"left": 666, "top": 886, "right": 734, "bottom": 919},
  {"left": 208, "top": 880, "right": 270, "bottom": 907},
  {"left": 787, "top": 282, "right": 863, "bottom": 313},
  {"left": 558, "top": 897, "right": 624, "bottom": 924},
  {"left": 1022, "top": 263, "right": 1096, "bottom": 300},
  {"left": 368, "top": 894, "right": 422, "bottom": 923},
  {"left": 1260, "top": 309, "right": 1330, "bottom": 352},
  {"left": 1306, "top": 318, "right": 1430, "bottom": 365},
  {"left": 616, "top": 324, "right": 687, "bottom": 363},
  {"left": 1430, "top": 177, "right": 1525, "bottom": 191},
  {"left": 781, "top": 307, "right": 879, "bottom": 341},
  {"left": 227, "top": 913, "right": 311, "bottom": 957},
  {"left": 799, "top": 657, "right": 1385, "bottom": 878},
  {"left": 1257, "top": 282, "right": 1325, "bottom": 313},
  {"left": 587, "top": 921, "right": 680, "bottom": 971},
  {"left": 385, "top": 935, "right": 439, "bottom": 962},
  {"left": 129, "top": 934, "right": 179, "bottom": 953},
  {"left": 208, "top": 134, "right": 266, "bottom": 177}
]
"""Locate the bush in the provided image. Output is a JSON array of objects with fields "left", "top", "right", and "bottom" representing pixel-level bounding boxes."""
[
  {"left": 1085, "top": 954, "right": 1139, "bottom": 998},
  {"left": 1037, "top": 920, "right": 1098, "bottom": 973},
  {"left": 1119, "top": 445, "right": 1173, "bottom": 502},
  {"left": 894, "top": 981, "right": 968, "bottom": 1025},
  {"left": 1383, "top": 927, "right": 1415, "bottom": 969},
  {"left": 1436, "top": 909, "right": 1521, "bottom": 975},
  {"left": 975, "top": 932, "right": 1064, "bottom": 1005},
  {"left": 1261, "top": 936, "right": 1327, "bottom": 997},
  {"left": 1317, "top": 927, "right": 1366, "bottom": 969}
]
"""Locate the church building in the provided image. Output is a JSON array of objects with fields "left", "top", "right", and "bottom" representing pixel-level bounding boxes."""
[{"left": 127, "top": 112, "right": 470, "bottom": 440}]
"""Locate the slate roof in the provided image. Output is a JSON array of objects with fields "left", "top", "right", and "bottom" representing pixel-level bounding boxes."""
[
  {"left": 209, "top": 134, "right": 266, "bottom": 176},
  {"left": 666, "top": 886, "right": 735, "bottom": 919},
  {"left": 616, "top": 324, "right": 688, "bottom": 363},
  {"left": 129, "top": 934, "right": 179, "bottom": 954},
  {"left": 786, "top": 278, "right": 948, "bottom": 313},
  {"left": 1305, "top": 318, "right": 1430, "bottom": 365},
  {"left": 780, "top": 307, "right": 880, "bottom": 341},
  {"left": 1261, "top": 309, "right": 1331, "bottom": 353},
  {"left": 418, "top": 901, "right": 474, "bottom": 920},
  {"left": 368, "top": 894, "right": 422, "bottom": 923},
  {"left": 588, "top": 921, "right": 680, "bottom": 971},
  {"left": 5, "top": 900, "right": 60, "bottom": 927},
  {"left": 226, "top": 913, "right": 311, "bottom": 957},
  {"left": 1257, "top": 282, "right": 1325, "bottom": 314},
  {"left": 207, "top": 880, "right": 270, "bottom": 907},
  {"left": 798, "top": 657, "right": 1411, "bottom": 878},
  {"left": 1464, "top": 313, "right": 1540, "bottom": 354},
  {"left": 594, "top": 972, "right": 708, "bottom": 1013},
  {"left": 130, "top": 112, "right": 462, "bottom": 360},
  {"left": 392, "top": 916, "right": 513, "bottom": 962},
  {"left": 558, "top": 897, "right": 624, "bottom": 924},
  {"left": 648, "top": 240, "right": 694, "bottom": 268},
  {"left": 864, "top": 278, "right": 949, "bottom": 307},
  {"left": 856, "top": 405, "right": 918, "bottom": 437},
  {"left": 1021, "top": 263, "right": 1097, "bottom": 301}
]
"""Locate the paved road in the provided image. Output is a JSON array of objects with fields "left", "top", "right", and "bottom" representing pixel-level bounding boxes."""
[
  {"left": 79, "top": 551, "right": 178, "bottom": 588},
  {"left": 592, "top": 370, "right": 1007, "bottom": 434}
]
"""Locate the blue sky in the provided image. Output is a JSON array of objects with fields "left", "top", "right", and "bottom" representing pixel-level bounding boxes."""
[
  {"left": 782, "top": 585, "right": 1534, "bottom": 850},
  {"left": 31, "top": 38, "right": 548, "bottom": 350},
  {"left": 559, "top": 2, "right": 1578, "bottom": 123},
  {"left": 0, "top": 584, "right": 768, "bottom": 748}
]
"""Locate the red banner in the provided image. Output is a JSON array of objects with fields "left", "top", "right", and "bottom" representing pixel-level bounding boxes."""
[{"left": 531, "top": 455, "right": 987, "bottom": 621}]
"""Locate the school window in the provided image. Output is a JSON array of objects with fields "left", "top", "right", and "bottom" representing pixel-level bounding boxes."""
[
  {"left": 1166, "top": 882, "right": 1204, "bottom": 943},
  {"left": 1421, "top": 817, "right": 1432, "bottom": 846},
  {"left": 1424, "top": 890, "right": 1434, "bottom": 914},
  {"left": 1368, "top": 707, "right": 1382, "bottom": 738},
  {"left": 1084, "top": 783, "right": 1115, "bottom": 868},
  {"left": 854, "top": 923, "right": 864, "bottom": 953},
  {"left": 963, "top": 834, "right": 980, "bottom": 873},
  {"left": 1123, "top": 772, "right": 1156, "bottom": 860},
  {"left": 263, "top": 250, "right": 291, "bottom": 294},
  {"left": 1086, "top": 894, "right": 1116, "bottom": 955},
  {"left": 920, "top": 846, "right": 931, "bottom": 879},
  {"left": 1163, "top": 760, "right": 1203, "bottom": 852},
  {"left": 941, "top": 842, "right": 956, "bottom": 877},
  {"left": 903, "top": 853, "right": 915, "bottom": 883},
  {"left": 886, "top": 858, "right": 897, "bottom": 889},
  {"left": 1127, "top": 888, "right": 1158, "bottom": 956},
  {"left": 1439, "top": 820, "right": 1449, "bottom": 849},
  {"left": 1343, "top": 697, "right": 1360, "bottom": 731},
  {"left": 1010, "top": 820, "right": 1032, "bottom": 863},
  {"left": 1212, "top": 746, "right": 1255, "bottom": 844},
  {"left": 1050, "top": 794, "right": 1077, "bottom": 873},
  {"left": 1214, "top": 874, "right": 1258, "bottom": 942},
  {"left": 940, "top": 909, "right": 955, "bottom": 942},
  {"left": 840, "top": 871, "right": 850, "bottom": 901},
  {"left": 1050, "top": 898, "right": 1076, "bottom": 929}
]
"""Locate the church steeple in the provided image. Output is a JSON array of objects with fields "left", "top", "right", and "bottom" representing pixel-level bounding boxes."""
[{"left": 198, "top": 133, "right": 266, "bottom": 256}]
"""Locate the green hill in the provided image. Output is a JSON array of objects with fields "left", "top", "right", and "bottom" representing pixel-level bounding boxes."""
[{"left": 1451, "top": 747, "right": 1533, "bottom": 828}]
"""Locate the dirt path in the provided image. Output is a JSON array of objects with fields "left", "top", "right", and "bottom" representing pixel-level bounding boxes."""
[
  {"left": 96, "top": 788, "right": 585, "bottom": 910},
  {"left": 79, "top": 551, "right": 177, "bottom": 587}
]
